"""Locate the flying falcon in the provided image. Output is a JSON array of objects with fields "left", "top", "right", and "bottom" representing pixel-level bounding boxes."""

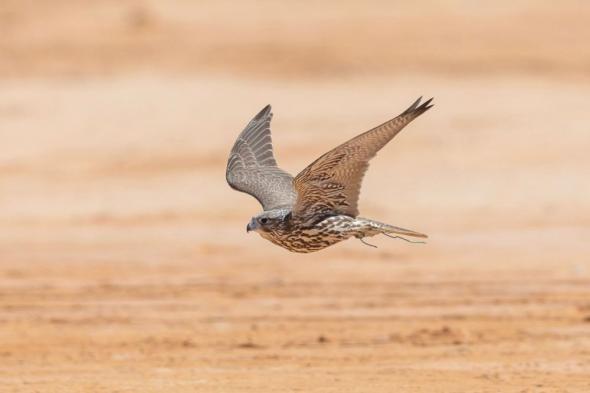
[{"left": 226, "top": 97, "right": 433, "bottom": 253}]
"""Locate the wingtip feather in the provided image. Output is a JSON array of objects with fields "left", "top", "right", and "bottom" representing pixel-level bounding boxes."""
[
  {"left": 253, "top": 104, "right": 272, "bottom": 121},
  {"left": 402, "top": 96, "right": 434, "bottom": 117}
]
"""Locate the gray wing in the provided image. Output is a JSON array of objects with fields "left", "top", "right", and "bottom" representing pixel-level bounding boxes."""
[
  {"left": 293, "top": 97, "right": 433, "bottom": 220},
  {"left": 226, "top": 105, "right": 297, "bottom": 210}
]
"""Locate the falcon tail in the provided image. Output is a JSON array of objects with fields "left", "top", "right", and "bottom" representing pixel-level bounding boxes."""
[
  {"left": 356, "top": 217, "right": 428, "bottom": 239},
  {"left": 380, "top": 223, "right": 428, "bottom": 239}
]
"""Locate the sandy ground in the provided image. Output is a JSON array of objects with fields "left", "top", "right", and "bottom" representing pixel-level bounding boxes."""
[{"left": 1, "top": 1, "right": 590, "bottom": 392}]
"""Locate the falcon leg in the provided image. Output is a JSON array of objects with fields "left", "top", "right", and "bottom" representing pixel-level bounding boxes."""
[
  {"left": 382, "top": 232, "right": 426, "bottom": 244},
  {"left": 359, "top": 237, "right": 378, "bottom": 248}
]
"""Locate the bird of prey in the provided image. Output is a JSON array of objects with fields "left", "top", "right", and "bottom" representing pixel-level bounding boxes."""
[{"left": 226, "top": 97, "right": 433, "bottom": 253}]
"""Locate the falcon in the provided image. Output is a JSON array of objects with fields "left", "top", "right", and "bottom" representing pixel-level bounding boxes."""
[{"left": 226, "top": 97, "right": 433, "bottom": 253}]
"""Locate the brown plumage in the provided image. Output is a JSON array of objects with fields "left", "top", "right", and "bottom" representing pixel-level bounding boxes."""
[{"left": 226, "top": 97, "right": 433, "bottom": 253}]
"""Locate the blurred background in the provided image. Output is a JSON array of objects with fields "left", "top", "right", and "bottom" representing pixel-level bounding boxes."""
[{"left": 1, "top": 1, "right": 589, "bottom": 392}]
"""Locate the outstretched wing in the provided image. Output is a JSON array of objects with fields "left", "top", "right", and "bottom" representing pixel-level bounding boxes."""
[
  {"left": 292, "top": 97, "right": 433, "bottom": 220},
  {"left": 226, "top": 105, "right": 297, "bottom": 210}
]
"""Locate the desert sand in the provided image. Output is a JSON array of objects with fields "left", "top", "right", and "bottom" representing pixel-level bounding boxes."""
[{"left": 1, "top": 1, "right": 590, "bottom": 392}]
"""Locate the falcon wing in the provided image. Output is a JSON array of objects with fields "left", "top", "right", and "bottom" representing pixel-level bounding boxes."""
[
  {"left": 292, "top": 97, "right": 433, "bottom": 220},
  {"left": 226, "top": 105, "right": 297, "bottom": 210}
]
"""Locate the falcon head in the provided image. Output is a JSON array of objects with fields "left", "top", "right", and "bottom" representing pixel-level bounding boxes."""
[{"left": 246, "top": 209, "right": 291, "bottom": 233}]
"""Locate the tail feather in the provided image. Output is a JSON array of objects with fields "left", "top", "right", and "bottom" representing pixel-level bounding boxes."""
[
  {"left": 357, "top": 217, "right": 428, "bottom": 239},
  {"left": 381, "top": 223, "right": 428, "bottom": 238}
]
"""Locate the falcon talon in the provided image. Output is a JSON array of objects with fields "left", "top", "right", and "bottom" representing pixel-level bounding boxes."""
[
  {"left": 359, "top": 238, "right": 378, "bottom": 248},
  {"left": 226, "top": 97, "right": 433, "bottom": 253}
]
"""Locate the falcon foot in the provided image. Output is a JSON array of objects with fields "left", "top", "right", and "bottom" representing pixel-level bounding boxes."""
[{"left": 359, "top": 237, "right": 378, "bottom": 248}]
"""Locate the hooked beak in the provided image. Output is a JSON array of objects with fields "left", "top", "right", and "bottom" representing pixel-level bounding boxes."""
[{"left": 246, "top": 218, "right": 257, "bottom": 233}]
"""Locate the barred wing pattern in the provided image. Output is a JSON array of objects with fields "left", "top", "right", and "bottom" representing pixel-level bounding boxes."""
[
  {"left": 293, "top": 97, "right": 433, "bottom": 221},
  {"left": 226, "top": 105, "right": 297, "bottom": 210}
]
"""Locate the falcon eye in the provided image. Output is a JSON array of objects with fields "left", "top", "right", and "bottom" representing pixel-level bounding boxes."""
[{"left": 259, "top": 218, "right": 269, "bottom": 225}]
